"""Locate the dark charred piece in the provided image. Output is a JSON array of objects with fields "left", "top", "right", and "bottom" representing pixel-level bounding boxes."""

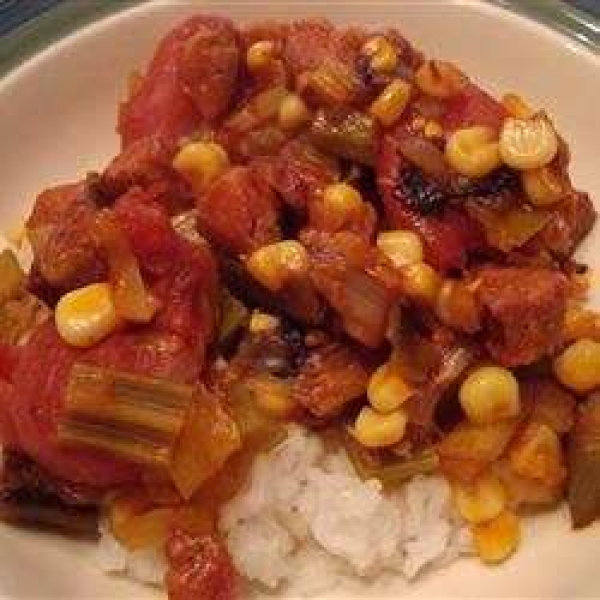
[{"left": 0, "top": 451, "right": 101, "bottom": 537}]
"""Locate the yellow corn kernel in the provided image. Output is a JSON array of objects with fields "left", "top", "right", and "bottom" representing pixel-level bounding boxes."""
[
  {"left": 452, "top": 472, "right": 507, "bottom": 524},
  {"left": 173, "top": 141, "right": 229, "bottom": 192},
  {"left": 250, "top": 376, "right": 295, "bottom": 419},
  {"left": 499, "top": 115, "right": 558, "bottom": 170},
  {"left": 249, "top": 310, "right": 280, "bottom": 334},
  {"left": 55, "top": 283, "right": 119, "bottom": 348},
  {"left": 401, "top": 262, "right": 442, "bottom": 305},
  {"left": 501, "top": 93, "right": 534, "bottom": 119},
  {"left": 246, "top": 240, "right": 310, "bottom": 292},
  {"left": 562, "top": 306, "right": 600, "bottom": 342},
  {"left": 459, "top": 366, "right": 520, "bottom": 425},
  {"left": 445, "top": 126, "right": 501, "bottom": 178},
  {"left": 377, "top": 230, "right": 424, "bottom": 267},
  {"left": 554, "top": 338, "right": 600, "bottom": 393},
  {"left": 246, "top": 40, "right": 275, "bottom": 72},
  {"left": 367, "top": 362, "right": 413, "bottom": 413},
  {"left": 322, "top": 182, "right": 364, "bottom": 222},
  {"left": 414, "top": 60, "right": 467, "bottom": 99},
  {"left": 361, "top": 36, "right": 398, "bottom": 73},
  {"left": 521, "top": 166, "right": 564, "bottom": 207},
  {"left": 278, "top": 93, "right": 311, "bottom": 131},
  {"left": 472, "top": 510, "right": 520, "bottom": 564},
  {"left": 423, "top": 119, "right": 443, "bottom": 139},
  {"left": 435, "top": 279, "right": 481, "bottom": 333},
  {"left": 370, "top": 79, "right": 412, "bottom": 127},
  {"left": 352, "top": 405, "right": 407, "bottom": 448}
]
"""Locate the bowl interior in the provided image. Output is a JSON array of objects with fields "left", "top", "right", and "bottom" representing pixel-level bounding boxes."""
[{"left": 0, "top": 1, "right": 599, "bottom": 598}]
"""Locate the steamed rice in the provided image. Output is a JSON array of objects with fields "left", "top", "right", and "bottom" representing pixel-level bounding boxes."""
[{"left": 97, "top": 426, "right": 472, "bottom": 595}]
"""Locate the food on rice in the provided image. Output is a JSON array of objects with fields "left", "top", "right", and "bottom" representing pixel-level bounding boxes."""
[{"left": 0, "top": 12, "right": 599, "bottom": 600}]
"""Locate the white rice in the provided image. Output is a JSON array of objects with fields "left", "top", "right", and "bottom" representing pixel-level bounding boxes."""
[{"left": 97, "top": 426, "right": 472, "bottom": 595}]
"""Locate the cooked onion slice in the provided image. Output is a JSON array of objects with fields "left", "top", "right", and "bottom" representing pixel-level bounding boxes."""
[
  {"left": 170, "top": 388, "right": 241, "bottom": 500},
  {"left": 335, "top": 269, "right": 392, "bottom": 348},
  {"left": 94, "top": 210, "right": 157, "bottom": 323},
  {"left": 58, "top": 363, "right": 194, "bottom": 468}
]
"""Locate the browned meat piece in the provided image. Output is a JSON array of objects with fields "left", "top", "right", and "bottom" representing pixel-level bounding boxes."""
[
  {"left": 476, "top": 267, "right": 568, "bottom": 367},
  {"left": 197, "top": 166, "right": 280, "bottom": 255},
  {"left": 536, "top": 190, "right": 596, "bottom": 258},
  {"left": 26, "top": 181, "right": 105, "bottom": 290},
  {"left": 101, "top": 135, "right": 179, "bottom": 197},
  {"left": 292, "top": 343, "right": 369, "bottom": 418},
  {"left": 179, "top": 18, "right": 240, "bottom": 121}
]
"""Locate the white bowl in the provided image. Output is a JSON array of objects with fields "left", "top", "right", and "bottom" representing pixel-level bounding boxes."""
[{"left": 0, "top": 1, "right": 599, "bottom": 598}]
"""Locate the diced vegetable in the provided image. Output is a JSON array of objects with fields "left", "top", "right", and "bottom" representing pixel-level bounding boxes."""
[
  {"left": 522, "top": 378, "right": 575, "bottom": 435},
  {"left": 342, "top": 431, "right": 438, "bottom": 486},
  {"left": 58, "top": 363, "right": 193, "bottom": 468},
  {"left": 110, "top": 491, "right": 173, "bottom": 550},
  {"left": 568, "top": 394, "right": 600, "bottom": 528},
  {"left": 397, "top": 135, "right": 449, "bottom": 181},
  {"left": 435, "top": 279, "right": 481, "bottom": 334},
  {"left": 335, "top": 269, "right": 392, "bottom": 348},
  {"left": 466, "top": 204, "right": 551, "bottom": 253},
  {"left": 310, "top": 109, "right": 376, "bottom": 165},
  {"left": 247, "top": 375, "right": 295, "bottom": 419},
  {"left": 217, "top": 290, "right": 249, "bottom": 347},
  {"left": 0, "top": 249, "right": 25, "bottom": 304},
  {"left": 493, "top": 459, "right": 563, "bottom": 507},
  {"left": 508, "top": 421, "right": 566, "bottom": 487},
  {"left": 437, "top": 419, "right": 518, "bottom": 482},
  {"left": 170, "top": 388, "right": 241, "bottom": 499},
  {"left": 293, "top": 342, "right": 368, "bottom": 418},
  {"left": 94, "top": 210, "right": 157, "bottom": 323}
]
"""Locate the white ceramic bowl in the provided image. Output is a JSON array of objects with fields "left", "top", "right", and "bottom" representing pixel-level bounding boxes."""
[{"left": 0, "top": 1, "right": 599, "bottom": 598}]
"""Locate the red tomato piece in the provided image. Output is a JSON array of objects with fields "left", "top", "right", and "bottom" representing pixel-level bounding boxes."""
[
  {"left": 443, "top": 83, "right": 507, "bottom": 133},
  {"left": 166, "top": 530, "right": 239, "bottom": 600},
  {"left": 114, "top": 188, "right": 219, "bottom": 352},
  {"left": 377, "top": 128, "right": 484, "bottom": 272},
  {"left": 119, "top": 16, "right": 240, "bottom": 147}
]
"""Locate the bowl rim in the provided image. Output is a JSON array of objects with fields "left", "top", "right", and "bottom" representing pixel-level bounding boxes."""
[{"left": 0, "top": 0, "right": 597, "bottom": 79}]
